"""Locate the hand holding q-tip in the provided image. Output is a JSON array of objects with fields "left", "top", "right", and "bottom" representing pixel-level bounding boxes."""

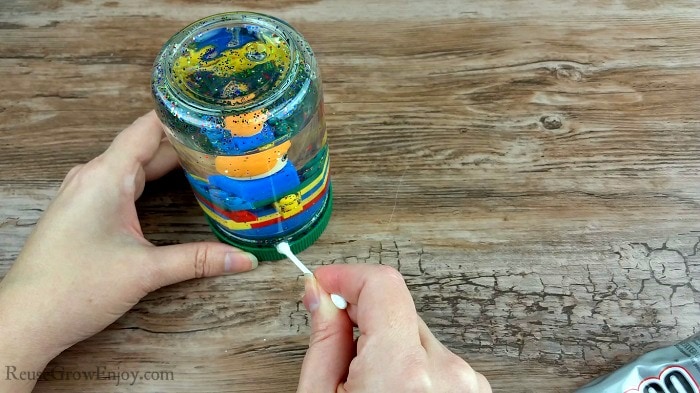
[
  {"left": 0, "top": 111, "right": 490, "bottom": 393},
  {"left": 296, "top": 264, "right": 492, "bottom": 393}
]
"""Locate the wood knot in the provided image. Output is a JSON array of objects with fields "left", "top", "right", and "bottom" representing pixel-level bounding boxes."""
[
  {"left": 540, "top": 115, "right": 562, "bottom": 130},
  {"left": 554, "top": 65, "right": 583, "bottom": 81}
]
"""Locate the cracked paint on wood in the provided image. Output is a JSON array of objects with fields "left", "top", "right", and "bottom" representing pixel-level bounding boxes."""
[{"left": 1, "top": 0, "right": 700, "bottom": 391}]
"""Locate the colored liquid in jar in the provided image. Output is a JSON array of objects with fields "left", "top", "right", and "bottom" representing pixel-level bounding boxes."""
[
  {"left": 170, "top": 108, "right": 329, "bottom": 242},
  {"left": 152, "top": 13, "right": 332, "bottom": 252}
]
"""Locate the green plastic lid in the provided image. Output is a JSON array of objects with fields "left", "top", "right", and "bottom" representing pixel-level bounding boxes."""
[{"left": 206, "top": 185, "right": 333, "bottom": 261}]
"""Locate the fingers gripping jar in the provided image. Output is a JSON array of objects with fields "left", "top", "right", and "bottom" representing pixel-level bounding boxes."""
[{"left": 152, "top": 12, "right": 332, "bottom": 261}]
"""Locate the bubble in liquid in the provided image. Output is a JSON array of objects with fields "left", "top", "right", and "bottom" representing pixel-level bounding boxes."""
[{"left": 246, "top": 50, "right": 267, "bottom": 61}]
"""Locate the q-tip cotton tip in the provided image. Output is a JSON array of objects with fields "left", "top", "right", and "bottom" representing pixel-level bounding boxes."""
[
  {"left": 275, "top": 241, "right": 292, "bottom": 257},
  {"left": 276, "top": 241, "right": 312, "bottom": 275},
  {"left": 330, "top": 293, "right": 348, "bottom": 310}
]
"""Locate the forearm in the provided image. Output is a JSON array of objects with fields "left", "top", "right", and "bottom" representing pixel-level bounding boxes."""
[
  {"left": 0, "top": 284, "right": 60, "bottom": 393},
  {"left": 0, "top": 357, "right": 46, "bottom": 393},
  {"left": 0, "top": 332, "right": 55, "bottom": 393}
]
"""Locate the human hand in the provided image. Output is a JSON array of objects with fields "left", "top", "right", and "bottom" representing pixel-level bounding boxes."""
[
  {"left": 0, "top": 112, "right": 257, "bottom": 392},
  {"left": 297, "top": 265, "right": 491, "bottom": 393}
]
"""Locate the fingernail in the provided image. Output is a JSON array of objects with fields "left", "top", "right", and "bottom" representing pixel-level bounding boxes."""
[
  {"left": 302, "top": 274, "right": 320, "bottom": 313},
  {"left": 224, "top": 252, "right": 258, "bottom": 273}
]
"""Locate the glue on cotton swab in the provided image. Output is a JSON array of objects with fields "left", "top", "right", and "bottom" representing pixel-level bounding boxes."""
[{"left": 275, "top": 242, "right": 348, "bottom": 310}]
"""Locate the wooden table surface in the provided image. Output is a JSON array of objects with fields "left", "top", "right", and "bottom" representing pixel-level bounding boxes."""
[{"left": 2, "top": 0, "right": 700, "bottom": 391}]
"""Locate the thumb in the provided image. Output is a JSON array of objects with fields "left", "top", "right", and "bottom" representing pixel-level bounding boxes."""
[
  {"left": 147, "top": 242, "right": 258, "bottom": 289},
  {"left": 298, "top": 275, "right": 354, "bottom": 393}
]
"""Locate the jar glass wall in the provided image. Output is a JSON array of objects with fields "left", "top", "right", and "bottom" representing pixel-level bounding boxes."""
[{"left": 152, "top": 12, "right": 331, "bottom": 260}]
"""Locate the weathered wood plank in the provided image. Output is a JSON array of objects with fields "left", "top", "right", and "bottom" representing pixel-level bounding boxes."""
[{"left": 2, "top": 0, "right": 700, "bottom": 391}]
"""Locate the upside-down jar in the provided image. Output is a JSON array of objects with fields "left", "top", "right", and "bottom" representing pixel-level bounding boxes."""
[{"left": 151, "top": 12, "right": 332, "bottom": 260}]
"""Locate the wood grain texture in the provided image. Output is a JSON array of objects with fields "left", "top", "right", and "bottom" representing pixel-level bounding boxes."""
[{"left": 2, "top": 0, "right": 700, "bottom": 391}]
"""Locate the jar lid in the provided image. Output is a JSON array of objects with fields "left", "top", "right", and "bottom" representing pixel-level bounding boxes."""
[{"left": 152, "top": 12, "right": 317, "bottom": 155}]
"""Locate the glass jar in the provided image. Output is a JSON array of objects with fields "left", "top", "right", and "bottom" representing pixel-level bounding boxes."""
[{"left": 151, "top": 12, "right": 332, "bottom": 260}]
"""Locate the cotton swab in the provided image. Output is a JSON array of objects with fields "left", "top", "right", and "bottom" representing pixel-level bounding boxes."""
[
  {"left": 330, "top": 294, "right": 348, "bottom": 309},
  {"left": 276, "top": 241, "right": 312, "bottom": 275},
  {"left": 275, "top": 242, "right": 348, "bottom": 310}
]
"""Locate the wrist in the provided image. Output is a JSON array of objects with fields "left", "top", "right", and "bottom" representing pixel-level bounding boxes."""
[
  {"left": 0, "top": 331, "right": 56, "bottom": 369},
  {"left": 0, "top": 354, "right": 51, "bottom": 393},
  {"left": 0, "top": 286, "right": 62, "bottom": 374},
  {"left": 0, "top": 335, "right": 55, "bottom": 393}
]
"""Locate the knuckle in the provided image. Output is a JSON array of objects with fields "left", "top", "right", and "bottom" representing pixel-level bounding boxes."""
[
  {"left": 449, "top": 361, "right": 482, "bottom": 392},
  {"left": 94, "top": 149, "right": 133, "bottom": 176},
  {"left": 86, "top": 153, "right": 111, "bottom": 172},
  {"left": 193, "top": 246, "right": 210, "bottom": 278},
  {"left": 456, "top": 368, "right": 478, "bottom": 386},
  {"left": 394, "top": 353, "right": 432, "bottom": 392},
  {"left": 446, "top": 352, "right": 471, "bottom": 369},
  {"left": 375, "top": 264, "right": 404, "bottom": 282},
  {"left": 400, "top": 368, "right": 433, "bottom": 393},
  {"left": 309, "top": 319, "right": 337, "bottom": 347},
  {"left": 347, "top": 356, "right": 364, "bottom": 376},
  {"left": 80, "top": 156, "right": 111, "bottom": 180},
  {"left": 66, "top": 164, "right": 84, "bottom": 178},
  {"left": 138, "top": 254, "right": 163, "bottom": 293},
  {"left": 372, "top": 265, "right": 408, "bottom": 294},
  {"left": 65, "top": 164, "right": 87, "bottom": 182},
  {"left": 60, "top": 165, "right": 85, "bottom": 190}
]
